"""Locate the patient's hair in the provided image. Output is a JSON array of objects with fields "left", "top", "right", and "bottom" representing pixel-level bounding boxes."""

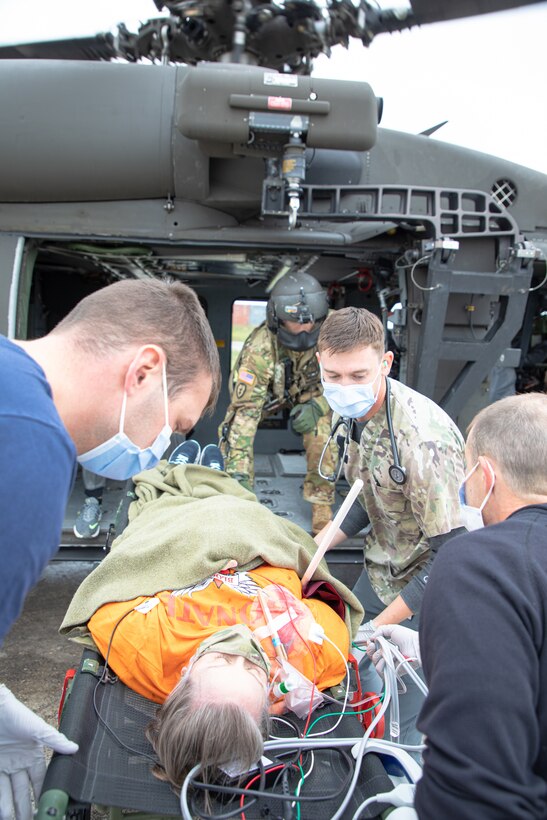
[
  {"left": 50, "top": 278, "right": 220, "bottom": 413},
  {"left": 146, "top": 674, "right": 270, "bottom": 790},
  {"left": 466, "top": 392, "right": 547, "bottom": 498}
]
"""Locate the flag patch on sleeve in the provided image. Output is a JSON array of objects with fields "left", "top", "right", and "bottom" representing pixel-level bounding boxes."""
[{"left": 238, "top": 368, "right": 256, "bottom": 386}]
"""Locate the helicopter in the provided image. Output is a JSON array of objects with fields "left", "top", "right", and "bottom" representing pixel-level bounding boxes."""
[{"left": 0, "top": 0, "right": 546, "bottom": 551}]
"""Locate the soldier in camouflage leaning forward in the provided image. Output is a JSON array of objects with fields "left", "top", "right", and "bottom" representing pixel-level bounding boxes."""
[
  {"left": 219, "top": 272, "right": 337, "bottom": 534},
  {"left": 314, "top": 307, "right": 466, "bottom": 745}
]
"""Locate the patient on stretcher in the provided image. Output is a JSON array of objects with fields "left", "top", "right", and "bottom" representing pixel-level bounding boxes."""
[{"left": 61, "top": 448, "right": 363, "bottom": 791}]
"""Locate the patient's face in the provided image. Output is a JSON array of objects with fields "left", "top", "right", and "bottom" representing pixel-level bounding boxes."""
[{"left": 190, "top": 651, "right": 268, "bottom": 719}]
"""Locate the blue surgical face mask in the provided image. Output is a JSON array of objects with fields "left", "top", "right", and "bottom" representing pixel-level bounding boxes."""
[
  {"left": 77, "top": 362, "right": 172, "bottom": 480},
  {"left": 459, "top": 460, "right": 495, "bottom": 531},
  {"left": 321, "top": 362, "right": 383, "bottom": 419}
]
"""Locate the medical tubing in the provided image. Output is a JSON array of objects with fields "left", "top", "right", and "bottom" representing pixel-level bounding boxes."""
[
  {"left": 301, "top": 478, "right": 364, "bottom": 587},
  {"left": 183, "top": 731, "right": 412, "bottom": 817},
  {"left": 305, "top": 633, "right": 350, "bottom": 737},
  {"left": 347, "top": 692, "right": 384, "bottom": 708},
  {"left": 351, "top": 794, "right": 386, "bottom": 820},
  {"left": 264, "top": 737, "right": 424, "bottom": 754},
  {"left": 329, "top": 667, "right": 392, "bottom": 820},
  {"left": 181, "top": 763, "right": 202, "bottom": 820},
  {"left": 354, "top": 632, "right": 428, "bottom": 698},
  {"left": 93, "top": 605, "right": 159, "bottom": 764},
  {"left": 389, "top": 644, "right": 429, "bottom": 696},
  {"left": 375, "top": 635, "right": 400, "bottom": 739},
  {"left": 188, "top": 754, "right": 353, "bottom": 806},
  {"left": 386, "top": 663, "right": 400, "bottom": 739},
  {"left": 350, "top": 783, "right": 417, "bottom": 820}
]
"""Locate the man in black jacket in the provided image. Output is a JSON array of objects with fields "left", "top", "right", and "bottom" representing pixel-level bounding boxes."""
[{"left": 368, "top": 392, "right": 547, "bottom": 819}]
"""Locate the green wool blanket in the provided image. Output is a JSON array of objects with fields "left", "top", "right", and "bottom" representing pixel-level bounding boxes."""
[{"left": 61, "top": 463, "right": 363, "bottom": 641}]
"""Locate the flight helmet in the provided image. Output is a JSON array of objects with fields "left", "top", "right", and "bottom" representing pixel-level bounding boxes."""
[{"left": 266, "top": 272, "right": 328, "bottom": 351}]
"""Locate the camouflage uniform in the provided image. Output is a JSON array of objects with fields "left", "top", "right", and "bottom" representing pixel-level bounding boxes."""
[
  {"left": 344, "top": 378, "right": 465, "bottom": 604},
  {"left": 219, "top": 322, "right": 337, "bottom": 504}
]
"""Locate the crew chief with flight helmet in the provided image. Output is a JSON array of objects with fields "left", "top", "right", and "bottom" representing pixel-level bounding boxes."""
[
  {"left": 314, "top": 306, "right": 466, "bottom": 745},
  {"left": 219, "top": 272, "right": 337, "bottom": 534}
]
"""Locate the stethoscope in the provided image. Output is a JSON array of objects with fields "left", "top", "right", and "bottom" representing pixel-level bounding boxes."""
[{"left": 318, "top": 377, "right": 407, "bottom": 485}]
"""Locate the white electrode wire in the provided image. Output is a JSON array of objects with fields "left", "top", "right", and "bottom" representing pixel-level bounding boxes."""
[
  {"left": 305, "top": 633, "right": 350, "bottom": 737},
  {"left": 293, "top": 750, "right": 315, "bottom": 807},
  {"left": 329, "top": 671, "right": 392, "bottom": 820},
  {"left": 301, "top": 750, "right": 316, "bottom": 780},
  {"left": 301, "top": 479, "right": 364, "bottom": 588},
  {"left": 269, "top": 715, "right": 301, "bottom": 740},
  {"left": 180, "top": 763, "right": 202, "bottom": 820}
]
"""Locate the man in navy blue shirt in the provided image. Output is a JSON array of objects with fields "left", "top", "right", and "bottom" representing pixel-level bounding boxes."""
[
  {"left": 0, "top": 278, "right": 220, "bottom": 815},
  {"left": 368, "top": 393, "right": 547, "bottom": 818}
]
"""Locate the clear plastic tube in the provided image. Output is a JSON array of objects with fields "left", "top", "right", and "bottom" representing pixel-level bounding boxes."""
[
  {"left": 329, "top": 666, "right": 392, "bottom": 820},
  {"left": 386, "top": 663, "right": 400, "bottom": 739},
  {"left": 374, "top": 635, "right": 400, "bottom": 740}
]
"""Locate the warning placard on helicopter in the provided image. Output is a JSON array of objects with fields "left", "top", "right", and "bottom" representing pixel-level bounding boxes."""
[
  {"left": 268, "top": 96, "right": 292, "bottom": 110},
  {"left": 264, "top": 73, "right": 298, "bottom": 87}
]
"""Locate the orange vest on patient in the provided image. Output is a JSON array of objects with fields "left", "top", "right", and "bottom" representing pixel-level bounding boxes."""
[{"left": 88, "top": 564, "right": 349, "bottom": 703}]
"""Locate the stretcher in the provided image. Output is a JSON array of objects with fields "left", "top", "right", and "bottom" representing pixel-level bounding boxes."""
[{"left": 36, "top": 648, "right": 419, "bottom": 819}]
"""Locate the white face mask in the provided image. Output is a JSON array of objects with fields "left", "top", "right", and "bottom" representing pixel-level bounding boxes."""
[
  {"left": 459, "top": 460, "right": 495, "bottom": 531},
  {"left": 77, "top": 362, "right": 172, "bottom": 480},
  {"left": 321, "top": 362, "right": 383, "bottom": 419}
]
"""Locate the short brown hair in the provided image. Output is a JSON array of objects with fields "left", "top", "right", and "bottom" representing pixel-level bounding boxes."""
[
  {"left": 51, "top": 278, "right": 220, "bottom": 412},
  {"left": 317, "top": 307, "right": 385, "bottom": 356},
  {"left": 466, "top": 393, "right": 547, "bottom": 497},
  {"left": 146, "top": 674, "right": 269, "bottom": 790}
]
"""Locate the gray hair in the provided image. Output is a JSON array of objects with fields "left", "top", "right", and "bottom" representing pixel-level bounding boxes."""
[
  {"left": 466, "top": 393, "right": 547, "bottom": 497},
  {"left": 146, "top": 674, "right": 270, "bottom": 791}
]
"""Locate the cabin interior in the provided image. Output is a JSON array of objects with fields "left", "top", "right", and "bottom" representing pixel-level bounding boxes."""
[
  {"left": 17, "top": 236, "right": 547, "bottom": 585},
  {"left": 24, "top": 240, "right": 391, "bottom": 585}
]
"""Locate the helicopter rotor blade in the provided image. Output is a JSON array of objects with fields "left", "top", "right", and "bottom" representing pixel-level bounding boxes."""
[
  {"left": 420, "top": 121, "right": 449, "bottom": 137},
  {"left": 408, "top": 0, "right": 545, "bottom": 26},
  {"left": 0, "top": 34, "right": 116, "bottom": 61},
  {"left": 0, "top": 0, "right": 543, "bottom": 66}
]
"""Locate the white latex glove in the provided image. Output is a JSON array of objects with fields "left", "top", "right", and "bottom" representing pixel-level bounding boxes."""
[
  {"left": 0, "top": 685, "right": 78, "bottom": 820},
  {"left": 356, "top": 619, "right": 378, "bottom": 643},
  {"left": 351, "top": 619, "right": 378, "bottom": 663},
  {"left": 366, "top": 625, "right": 421, "bottom": 676}
]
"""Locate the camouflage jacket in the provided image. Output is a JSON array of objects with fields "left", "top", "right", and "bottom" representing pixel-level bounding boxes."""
[
  {"left": 344, "top": 378, "right": 466, "bottom": 604},
  {"left": 219, "top": 323, "right": 328, "bottom": 479}
]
